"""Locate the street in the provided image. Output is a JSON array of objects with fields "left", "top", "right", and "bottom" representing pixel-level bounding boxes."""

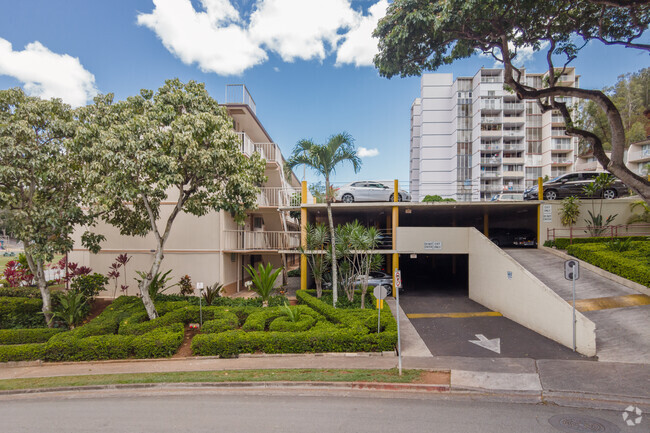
[{"left": 0, "top": 390, "right": 636, "bottom": 433}]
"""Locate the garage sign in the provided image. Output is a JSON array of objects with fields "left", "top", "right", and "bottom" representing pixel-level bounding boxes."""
[
  {"left": 542, "top": 204, "right": 552, "bottom": 223},
  {"left": 424, "top": 241, "right": 442, "bottom": 250}
]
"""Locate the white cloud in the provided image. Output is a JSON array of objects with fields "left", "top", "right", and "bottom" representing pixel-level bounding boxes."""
[
  {"left": 0, "top": 38, "right": 97, "bottom": 107},
  {"left": 335, "top": 0, "right": 388, "bottom": 67},
  {"left": 249, "top": 0, "right": 357, "bottom": 62},
  {"left": 138, "top": 0, "right": 387, "bottom": 75},
  {"left": 358, "top": 147, "right": 379, "bottom": 158},
  {"left": 137, "top": 0, "right": 267, "bottom": 75}
]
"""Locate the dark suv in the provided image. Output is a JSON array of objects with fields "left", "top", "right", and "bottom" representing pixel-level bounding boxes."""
[{"left": 523, "top": 172, "right": 629, "bottom": 200}]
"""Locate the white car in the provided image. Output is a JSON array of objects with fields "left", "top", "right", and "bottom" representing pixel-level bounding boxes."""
[{"left": 334, "top": 181, "right": 411, "bottom": 203}]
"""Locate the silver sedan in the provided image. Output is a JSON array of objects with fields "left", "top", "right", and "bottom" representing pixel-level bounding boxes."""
[{"left": 334, "top": 181, "right": 411, "bottom": 203}]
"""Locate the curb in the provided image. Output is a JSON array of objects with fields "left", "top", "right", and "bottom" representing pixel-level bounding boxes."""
[
  {"left": 0, "top": 380, "right": 451, "bottom": 397},
  {"left": 0, "top": 351, "right": 397, "bottom": 369}
]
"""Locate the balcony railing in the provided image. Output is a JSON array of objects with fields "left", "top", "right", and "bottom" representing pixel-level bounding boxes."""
[
  {"left": 226, "top": 84, "right": 256, "bottom": 114},
  {"left": 481, "top": 171, "right": 501, "bottom": 178},
  {"left": 481, "top": 116, "right": 502, "bottom": 124},
  {"left": 236, "top": 132, "right": 281, "bottom": 164},
  {"left": 503, "top": 130, "right": 524, "bottom": 137},
  {"left": 480, "top": 143, "right": 501, "bottom": 151},
  {"left": 257, "top": 187, "right": 302, "bottom": 207},
  {"left": 224, "top": 230, "right": 300, "bottom": 251},
  {"left": 481, "top": 157, "right": 502, "bottom": 165},
  {"left": 551, "top": 143, "right": 573, "bottom": 151},
  {"left": 503, "top": 103, "right": 524, "bottom": 111},
  {"left": 503, "top": 143, "right": 525, "bottom": 151}
]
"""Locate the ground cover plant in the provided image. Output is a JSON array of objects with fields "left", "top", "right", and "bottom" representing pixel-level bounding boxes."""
[
  {"left": 567, "top": 240, "right": 650, "bottom": 287},
  {"left": 0, "top": 291, "right": 397, "bottom": 363}
]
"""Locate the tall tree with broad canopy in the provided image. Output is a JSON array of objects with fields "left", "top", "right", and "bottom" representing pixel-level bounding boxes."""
[
  {"left": 286, "top": 134, "right": 361, "bottom": 307},
  {"left": 374, "top": 0, "right": 650, "bottom": 204},
  {"left": 77, "top": 79, "right": 266, "bottom": 320},
  {"left": 0, "top": 88, "right": 102, "bottom": 326}
]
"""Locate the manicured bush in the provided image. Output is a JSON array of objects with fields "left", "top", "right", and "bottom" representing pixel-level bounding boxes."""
[
  {"left": 0, "top": 297, "right": 45, "bottom": 328},
  {"left": 268, "top": 314, "right": 316, "bottom": 332},
  {"left": 0, "top": 328, "right": 64, "bottom": 345},
  {"left": 0, "top": 287, "right": 41, "bottom": 298},
  {"left": 131, "top": 324, "right": 184, "bottom": 358},
  {"left": 0, "top": 342, "right": 47, "bottom": 362},
  {"left": 201, "top": 310, "right": 239, "bottom": 333},
  {"left": 545, "top": 236, "right": 649, "bottom": 250},
  {"left": 287, "top": 269, "right": 300, "bottom": 277},
  {"left": 241, "top": 308, "right": 285, "bottom": 331},
  {"left": 567, "top": 242, "right": 650, "bottom": 287}
]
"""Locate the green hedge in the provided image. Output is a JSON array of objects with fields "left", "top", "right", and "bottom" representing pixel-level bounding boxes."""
[
  {"left": 0, "top": 343, "right": 47, "bottom": 362},
  {"left": 201, "top": 311, "right": 239, "bottom": 333},
  {"left": 268, "top": 315, "right": 316, "bottom": 332},
  {"left": 544, "top": 235, "right": 649, "bottom": 250},
  {"left": 0, "top": 287, "right": 41, "bottom": 298},
  {"left": 0, "top": 328, "right": 64, "bottom": 345},
  {"left": 0, "top": 297, "right": 45, "bottom": 328},
  {"left": 567, "top": 242, "right": 650, "bottom": 287}
]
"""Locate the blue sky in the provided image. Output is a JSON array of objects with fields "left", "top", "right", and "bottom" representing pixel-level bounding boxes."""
[{"left": 0, "top": 0, "right": 647, "bottom": 188}]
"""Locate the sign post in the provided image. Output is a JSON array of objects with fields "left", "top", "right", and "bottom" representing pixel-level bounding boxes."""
[
  {"left": 394, "top": 269, "right": 403, "bottom": 376},
  {"left": 564, "top": 260, "right": 580, "bottom": 351},
  {"left": 195, "top": 282, "right": 205, "bottom": 326},
  {"left": 373, "top": 285, "right": 388, "bottom": 334}
]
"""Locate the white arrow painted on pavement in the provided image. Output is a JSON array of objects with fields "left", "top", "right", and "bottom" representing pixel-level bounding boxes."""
[{"left": 469, "top": 334, "right": 501, "bottom": 354}]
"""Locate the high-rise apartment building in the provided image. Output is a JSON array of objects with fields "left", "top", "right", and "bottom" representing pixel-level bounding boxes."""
[{"left": 410, "top": 68, "right": 580, "bottom": 201}]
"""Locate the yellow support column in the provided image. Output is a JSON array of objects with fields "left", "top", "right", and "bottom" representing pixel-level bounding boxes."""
[
  {"left": 537, "top": 176, "right": 544, "bottom": 246},
  {"left": 392, "top": 179, "right": 399, "bottom": 297},
  {"left": 538, "top": 176, "right": 544, "bottom": 201},
  {"left": 300, "top": 181, "right": 307, "bottom": 291}
]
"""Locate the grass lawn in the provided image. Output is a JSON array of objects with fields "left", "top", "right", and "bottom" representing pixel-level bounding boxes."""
[
  {"left": 0, "top": 254, "right": 64, "bottom": 269},
  {"left": 0, "top": 369, "right": 429, "bottom": 391}
]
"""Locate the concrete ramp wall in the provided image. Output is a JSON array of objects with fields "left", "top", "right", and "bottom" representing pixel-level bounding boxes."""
[{"left": 467, "top": 228, "right": 596, "bottom": 356}]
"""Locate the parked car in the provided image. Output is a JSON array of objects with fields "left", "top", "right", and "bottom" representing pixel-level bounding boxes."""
[
  {"left": 490, "top": 193, "right": 524, "bottom": 202},
  {"left": 334, "top": 181, "right": 411, "bottom": 203},
  {"left": 489, "top": 228, "right": 537, "bottom": 247},
  {"left": 323, "top": 271, "right": 394, "bottom": 290},
  {"left": 523, "top": 172, "right": 629, "bottom": 200}
]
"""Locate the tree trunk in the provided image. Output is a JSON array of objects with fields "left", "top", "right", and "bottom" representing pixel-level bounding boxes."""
[
  {"left": 326, "top": 177, "right": 338, "bottom": 307},
  {"left": 23, "top": 251, "right": 53, "bottom": 328},
  {"left": 139, "top": 241, "right": 163, "bottom": 320}
]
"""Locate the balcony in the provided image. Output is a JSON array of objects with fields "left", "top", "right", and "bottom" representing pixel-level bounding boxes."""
[
  {"left": 502, "top": 157, "right": 525, "bottom": 165},
  {"left": 257, "top": 187, "right": 302, "bottom": 207},
  {"left": 226, "top": 84, "right": 256, "bottom": 114},
  {"left": 502, "top": 115, "right": 525, "bottom": 124},
  {"left": 575, "top": 160, "right": 598, "bottom": 171},
  {"left": 481, "top": 171, "right": 501, "bottom": 178},
  {"left": 480, "top": 184, "right": 503, "bottom": 193},
  {"left": 481, "top": 101, "right": 502, "bottom": 111},
  {"left": 481, "top": 116, "right": 502, "bottom": 124},
  {"left": 551, "top": 158, "right": 573, "bottom": 166},
  {"left": 503, "top": 143, "right": 525, "bottom": 151},
  {"left": 481, "top": 157, "right": 502, "bottom": 165},
  {"left": 502, "top": 171, "right": 524, "bottom": 178},
  {"left": 236, "top": 132, "right": 281, "bottom": 164},
  {"left": 502, "top": 129, "right": 525, "bottom": 137},
  {"left": 503, "top": 103, "right": 524, "bottom": 111},
  {"left": 551, "top": 144, "right": 573, "bottom": 152},
  {"left": 224, "top": 230, "right": 300, "bottom": 251},
  {"left": 627, "top": 147, "right": 650, "bottom": 163},
  {"left": 480, "top": 129, "right": 502, "bottom": 137},
  {"left": 480, "top": 142, "right": 501, "bottom": 151}
]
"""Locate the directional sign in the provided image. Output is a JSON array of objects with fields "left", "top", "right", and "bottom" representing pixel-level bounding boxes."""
[
  {"left": 564, "top": 260, "right": 580, "bottom": 281},
  {"left": 469, "top": 334, "right": 501, "bottom": 354}
]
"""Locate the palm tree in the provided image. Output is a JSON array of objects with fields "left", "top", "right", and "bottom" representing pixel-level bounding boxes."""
[{"left": 286, "top": 133, "right": 361, "bottom": 306}]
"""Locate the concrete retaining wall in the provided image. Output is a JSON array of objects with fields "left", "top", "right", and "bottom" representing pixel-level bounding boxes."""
[{"left": 467, "top": 228, "right": 596, "bottom": 356}]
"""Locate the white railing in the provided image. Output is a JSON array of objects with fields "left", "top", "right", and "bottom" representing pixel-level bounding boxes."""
[
  {"left": 481, "top": 171, "right": 501, "bottom": 178},
  {"left": 257, "top": 187, "right": 302, "bottom": 207},
  {"left": 226, "top": 84, "right": 256, "bottom": 114},
  {"left": 503, "top": 130, "right": 524, "bottom": 137},
  {"left": 236, "top": 132, "right": 281, "bottom": 164},
  {"left": 480, "top": 76, "right": 501, "bottom": 83},
  {"left": 480, "top": 185, "right": 503, "bottom": 192},
  {"left": 481, "top": 158, "right": 502, "bottom": 164},
  {"left": 481, "top": 101, "right": 501, "bottom": 110},
  {"left": 224, "top": 230, "right": 300, "bottom": 251},
  {"left": 480, "top": 143, "right": 501, "bottom": 151},
  {"left": 552, "top": 159, "right": 572, "bottom": 164},
  {"left": 481, "top": 116, "right": 502, "bottom": 124},
  {"left": 503, "top": 103, "right": 524, "bottom": 110},
  {"left": 551, "top": 143, "right": 573, "bottom": 151},
  {"left": 503, "top": 143, "right": 525, "bottom": 151}
]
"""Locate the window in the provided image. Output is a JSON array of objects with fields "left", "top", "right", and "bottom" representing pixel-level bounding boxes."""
[{"left": 253, "top": 217, "right": 264, "bottom": 229}]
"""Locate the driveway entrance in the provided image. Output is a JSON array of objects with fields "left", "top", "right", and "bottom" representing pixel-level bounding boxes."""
[{"left": 399, "top": 253, "right": 588, "bottom": 360}]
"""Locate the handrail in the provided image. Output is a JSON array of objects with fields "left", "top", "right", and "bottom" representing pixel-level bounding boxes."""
[{"left": 546, "top": 224, "right": 650, "bottom": 242}]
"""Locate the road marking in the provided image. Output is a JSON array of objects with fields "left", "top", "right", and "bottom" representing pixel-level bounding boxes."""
[
  {"left": 469, "top": 334, "right": 501, "bottom": 354},
  {"left": 407, "top": 312, "right": 502, "bottom": 319},
  {"left": 573, "top": 294, "right": 650, "bottom": 312}
]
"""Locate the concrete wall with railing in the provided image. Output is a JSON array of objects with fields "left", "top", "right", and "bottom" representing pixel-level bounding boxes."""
[{"left": 395, "top": 226, "right": 597, "bottom": 356}]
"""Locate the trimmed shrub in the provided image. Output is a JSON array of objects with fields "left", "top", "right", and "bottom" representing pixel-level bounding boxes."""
[
  {"left": 0, "top": 297, "right": 45, "bottom": 328},
  {"left": 201, "top": 310, "right": 239, "bottom": 333},
  {"left": 0, "top": 342, "right": 47, "bottom": 362},
  {"left": 0, "top": 328, "right": 64, "bottom": 345},
  {"left": 131, "top": 324, "right": 184, "bottom": 358},
  {"left": 545, "top": 236, "right": 649, "bottom": 250},
  {"left": 567, "top": 242, "right": 650, "bottom": 287},
  {"left": 268, "top": 314, "right": 316, "bottom": 332},
  {"left": 0, "top": 287, "right": 41, "bottom": 298},
  {"left": 71, "top": 273, "right": 108, "bottom": 300}
]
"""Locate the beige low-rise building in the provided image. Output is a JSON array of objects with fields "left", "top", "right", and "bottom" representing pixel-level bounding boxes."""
[{"left": 70, "top": 85, "right": 306, "bottom": 295}]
